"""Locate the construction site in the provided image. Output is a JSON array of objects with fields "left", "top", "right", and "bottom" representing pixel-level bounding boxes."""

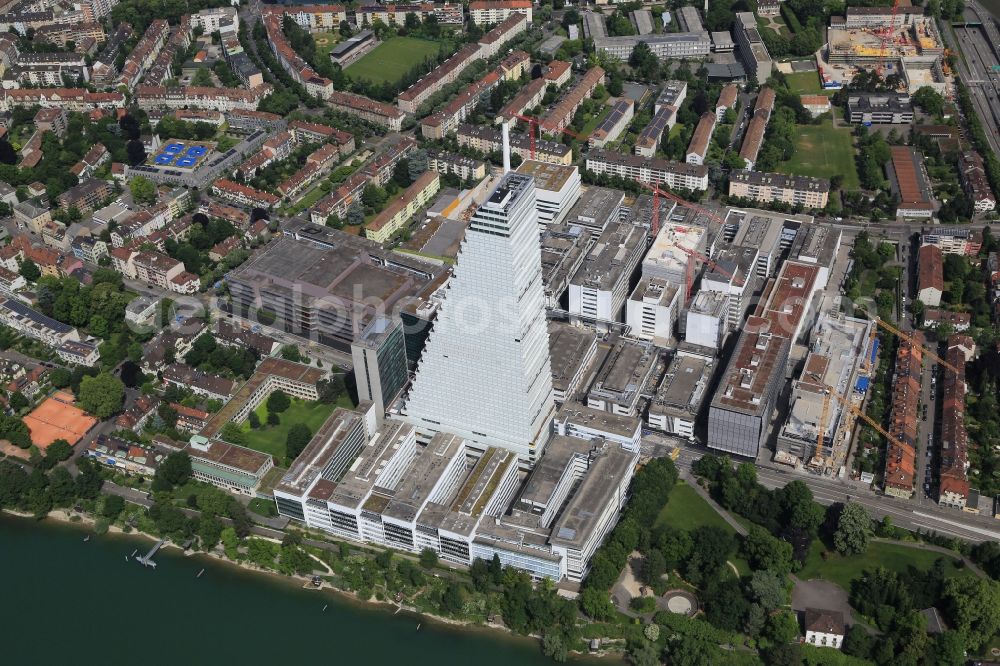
[{"left": 819, "top": 11, "right": 951, "bottom": 92}]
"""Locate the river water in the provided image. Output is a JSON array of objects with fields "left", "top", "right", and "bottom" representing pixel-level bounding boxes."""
[{"left": 0, "top": 515, "right": 610, "bottom": 666}]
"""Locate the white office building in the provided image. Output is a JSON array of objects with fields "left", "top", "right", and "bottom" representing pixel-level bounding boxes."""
[
  {"left": 626, "top": 278, "right": 681, "bottom": 345},
  {"left": 403, "top": 173, "right": 556, "bottom": 467}
]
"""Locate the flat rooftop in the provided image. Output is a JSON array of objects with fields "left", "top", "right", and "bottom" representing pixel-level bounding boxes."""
[
  {"left": 516, "top": 160, "right": 578, "bottom": 193},
  {"left": 327, "top": 419, "right": 414, "bottom": 511},
  {"left": 548, "top": 321, "right": 599, "bottom": 396},
  {"left": 549, "top": 443, "right": 636, "bottom": 550},
  {"left": 380, "top": 432, "right": 464, "bottom": 524},
  {"left": 711, "top": 317, "right": 791, "bottom": 417},
  {"left": 650, "top": 353, "right": 714, "bottom": 418},
  {"left": 566, "top": 186, "right": 624, "bottom": 230},
  {"left": 570, "top": 220, "right": 646, "bottom": 291},
  {"left": 517, "top": 434, "right": 593, "bottom": 517},
  {"left": 644, "top": 218, "right": 707, "bottom": 273},
  {"left": 556, "top": 401, "right": 643, "bottom": 439},
  {"left": 589, "top": 338, "right": 658, "bottom": 402},
  {"left": 275, "top": 408, "right": 362, "bottom": 496}
]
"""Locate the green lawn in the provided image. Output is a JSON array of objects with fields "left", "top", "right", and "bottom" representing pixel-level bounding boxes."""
[
  {"left": 784, "top": 70, "right": 827, "bottom": 96},
  {"left": 345, "top": 36, "right": 440, "bottom": 86},
  {"left": 239, "top": 397, "right": 351, "bottom": 463},
  {"left": 579, "top": 104, "right": 612, "bottom": 139},
  {"left": 797, "top": 539, "right": 969, "bottom": 591},
  {"left": 775, "top": 121, "right": 860, "bottom": 190},
  {"left": 655, "top": 481, "right": 749, "bottom": 576},
  {"left": 312, "top": 31, "right": 341, "bottom": 58}
]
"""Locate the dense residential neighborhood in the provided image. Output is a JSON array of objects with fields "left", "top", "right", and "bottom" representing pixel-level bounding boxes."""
[{"left": 1, "top": 0, "right": 1000, "bottom": 664}]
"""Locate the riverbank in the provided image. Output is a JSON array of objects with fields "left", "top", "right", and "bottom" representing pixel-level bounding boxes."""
[{"left": 2, "top": 508, "right": 620, "bottom": 663}]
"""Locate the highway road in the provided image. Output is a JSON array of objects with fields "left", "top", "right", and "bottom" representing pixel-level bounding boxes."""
[{"left": 948, "top": 3, "right": 1000, "bottom": 155}]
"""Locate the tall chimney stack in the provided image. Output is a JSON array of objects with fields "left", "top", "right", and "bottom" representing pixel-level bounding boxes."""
[{"left": 502, "top": 121, "right": 512, "bottom": 173}]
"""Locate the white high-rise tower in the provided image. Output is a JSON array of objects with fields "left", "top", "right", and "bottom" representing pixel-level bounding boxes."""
[{"left": 403, "top": 172, "right": 555, "bottom": 466}]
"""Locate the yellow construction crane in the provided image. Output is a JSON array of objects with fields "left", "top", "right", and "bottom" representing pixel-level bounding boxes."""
[
  {"left": 826, "top": 388, "right": 909, "bottom": 453},
  {"left": 873, "top": 318, "right": 962, "bottom": 375},
  {"left": 816, "top": 391, "right": 832, "bottom": 458}
]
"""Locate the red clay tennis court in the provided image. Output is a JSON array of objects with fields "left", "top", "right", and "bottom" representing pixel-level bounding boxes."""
[{"left": 24, "top": 391, "right": 97, "bottom": 450}]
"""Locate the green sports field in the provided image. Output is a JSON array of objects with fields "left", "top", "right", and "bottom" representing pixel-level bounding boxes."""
[
  {"left": 775, "top": 121, "right": 860, "bottom": 189},
  {"left": 312, "top": 32, "right": 341, "bottom": 59},
  {"left": 784, "top": 69, "right": 828, "bottom": 96},
  {"left": 344, "top": 36, "right": 440, "bottom": 86}
]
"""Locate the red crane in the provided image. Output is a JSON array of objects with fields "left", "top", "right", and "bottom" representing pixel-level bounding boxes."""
[
  {"left": 876, "top": 0, "right": 902, "bottom": 78},
  {"left": 511, "top": 114, "right": 587, "bottom": 160},
  {"left": 635, "top": 180, "right": 734, "bottom": 302}
]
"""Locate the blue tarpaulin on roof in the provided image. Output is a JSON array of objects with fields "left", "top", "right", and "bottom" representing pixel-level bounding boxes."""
[{"left": 856, "top": 377, "right": 870, "bottom": 392}]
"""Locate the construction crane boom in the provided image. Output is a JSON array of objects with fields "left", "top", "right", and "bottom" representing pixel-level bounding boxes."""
[
  {"left": 827, "top": 388, "right": 908, "bottom": 453},
  {"left": 817, "top": 390, "right": 832, "bottom": 456},
  {"left": 512, "top": 114, "right": 587, "bottom": 161},
  {"left": 873, "top": 318, "right": 961, "bottom": 374},
  {"left": 877, "top": 0, "right": 902, "bottom": 77}
]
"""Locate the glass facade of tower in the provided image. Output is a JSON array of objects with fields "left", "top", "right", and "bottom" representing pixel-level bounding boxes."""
[{"left": 403, "top": 173, "right": 556, "bottom": 466}]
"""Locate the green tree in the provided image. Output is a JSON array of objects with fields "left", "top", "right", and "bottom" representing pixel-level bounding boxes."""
[
  {"left": 749, "top": 569, "right": 787, "bottom": 612},
  {"left": 221, "top": 422, "right": 247, "bottom": 444},
  {"left": 419, "top": 547, "right": 438, "bottom": 569},
  {"left": 19, "top": 259, "right": 41, "bottom": 282},
  {"left": 942, "top": 576, "right": 1000, "bottom": 652},
  {"left": 833, "top": 502, "right": 871, "bottom": 556},
  {"left": 48, "top": 367, "right": 72, "bottom": 388},
  {"left": 541, "top": 631, "right": 568, "bottom": 662},
  {"left": 266, "top": 389, "right": 290, "bottom": 414},
  {"left": 48, "top": 467, "right": 76, "bottom": 507},
  {"left": 77, "top": 373, "right": 125, "bottom": 418},
  {"left": 285, "top": 423, "right": 312, "bottom": 462},
  {"left": 743, "top": 525, "right": 793, "bottom": 575},
  {"left": 129, "top": 175, "right": 157, "bottom": 205},
  {"left": 841, "top": 624, "right": 872, "bottom": 659},
  {"left": 248, "top": 411, "right": 261, "bottom": 429},
  {"left": 102, "top": 494, "right": 126, "bottom": 519},
  {"left": 8, "top": 391, "right": 28, "bottom": 412},
  {"left": 153, "top": 451, "right": 192, "bottom": 490},
  {"left": 579, "top": 587, "right": 615, "bottom": 620},
  {"left": 44, "top": 439, "right": 73, "bottom": 465}
]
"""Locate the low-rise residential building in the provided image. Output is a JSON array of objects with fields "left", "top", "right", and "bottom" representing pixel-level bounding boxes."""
[
  {"left": 0, "top": 298, "right": 81, "bottom": 348},
  {"left": 634, "top": 105, "right": 676, "bottom": 158},
  {"left": 923, "top": 309, "right": 971, "bottom": 332},
  {"left": 921, "top": 228, "right": 982, "bottom": 256},
  {"left": 728, "top": 170, "right": 831, "bottom": 209},
  {"left": 56, "top": 339, "right": 100, "bottom": 367},
  {"left": 589, "top": 98, "right": 634, "bottom": 149},
  {"left": 917, "top": 245, "right": 944, "bottom": 307},
  {"left": 804, "top": 609, "right": 845, "bottom": 649},
  {"left": 327, "top": 90, "right": 405, "bottom": 131},
  {"left": 469, "top": 0, "right": 532, "bottom": 25},
  {"left": 958, "top": 150, "right": 996, "bottom": 213},
  {"left": 585, "top": 150, "right": 709, "bottom": 191},
  {"left": 56, "top": 178, "right": 112, "bottom": 214},
  {"left": 365, "top": 172, "right": 441, "bottom": 244},
  {"left": 540, "top": 66, "right": 605, "bottom": 134},
  {"left": 685, "top": 112, "right": 716, "bottom": 165},
  {"left": 428, "top": 150, "right": 487, "bottom": 181},
  {"left": 457, "top": 123, "right": 572, "bottom": 166},
  {"left": 211, "top": 179, "right": 280, "bottom": 209},
  {"left": 162, "top": 363, "right": 238, "bottom": 401}
]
